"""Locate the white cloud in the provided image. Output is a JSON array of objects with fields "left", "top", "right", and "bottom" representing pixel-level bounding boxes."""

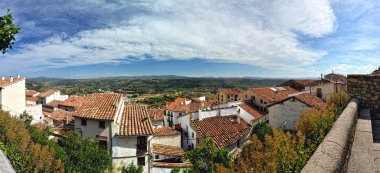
[
  {"left": 327, "top": 64, "right": 376, "bottom": 75},
  {"left": 1, "top": 0, "right": 336, "bottom": 74}
]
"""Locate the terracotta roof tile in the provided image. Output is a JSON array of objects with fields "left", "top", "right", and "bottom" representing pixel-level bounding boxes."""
[
  {"left": 74, "top": 93, "right": 123, "bottom": 120},
  {"left": 45, "top": 100, "right": 65, "bottom": 108},
  {"left": 59, "top": 96, "right": 86, "bottom": 109},
  {"left": 154, "top": 127, "right": 181, "bottom": 137},
  {"left": 152, "top": 161, "right": 192, "bottom": 168},
  {"left": 166, "top": 97, "right": 214, "bottom": 113},
  {"left": 148, "top": 108, "right": 165, "bottom": 121},
  {"left": 238, "top": 103, "right": 265, "bottom": 122},
  {"left": 219, "top": 89, "right": 240, "bottom": 95},
  {"left": 26, "top": 96, "right": 38, "bottom": 102},
  {"left": 153, "top": 144, "right": 185, "bottom": 157},
  {"left": 26, "top": 90, "right": 39, "bottom": 97},
  {"left": 0, "top": 77, "right": 25, "bottom": 88},
  {"left": 294, "top": 93, "right": 326, "bottom": 109},
  {"left": 250, "top": 86, "right": 298, "bottom": 103},
  {"left": 50, "top": 110, "right": 75, "bottom": 123},
  {"left": 192, "top": 115, "right": 251, "bottom": 149},
  {"left": 118, "top": 104, "right": 154, "bottom": 136},
  {"left": 39, "top": 90, "right": 58, "bottom": 98}
]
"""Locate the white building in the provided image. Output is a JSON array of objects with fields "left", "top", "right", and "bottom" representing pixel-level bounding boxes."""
[
  {"left": 267, "top": 93, "right": 326, "bottom": 130},
  {"left": 149, "top": 108, "right": 165, "bottom": 128},
  {"left": 310, "top": 82, "right": 346, "bottom": 101},
  {"left": 38, "top": 90, "right": 68, "bottom": 105},
  {"left": 0, "top": 75, "right": 26, "bottom": 116}
]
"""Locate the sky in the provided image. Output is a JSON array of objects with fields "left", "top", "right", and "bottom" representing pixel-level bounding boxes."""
[{"left": 0, "top": 0, "right": 379, "bottom": 78}]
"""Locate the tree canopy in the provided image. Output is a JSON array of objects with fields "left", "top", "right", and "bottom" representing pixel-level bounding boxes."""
[{"left": 0, "top": 9, "right": 19, "bottom": 54}]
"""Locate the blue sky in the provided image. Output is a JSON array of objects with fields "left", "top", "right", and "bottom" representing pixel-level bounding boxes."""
[{"left": 0, "top": 0, "right": 379, "bottom": 78}]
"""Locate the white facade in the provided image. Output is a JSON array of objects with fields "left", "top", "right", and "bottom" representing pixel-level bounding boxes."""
[
  {"left": 268, "top": 99, "right": 310, "bottom": 130},
  {"left": 177, "top": 114, "right": 197, "bottom": 150},
  {"left": 310, "top": 82, "right": 346, "bottom": 101},
  {"left": 39, "top": 91, "right": 69, "bottom": 105},
  {"left": 152, "top": 134, "right": 181, "bottom": 148},
  {"left": 0, "top": 78, "right": 26, "bottom": 116},
  {"left": 26, "top": 104, "right": 43, "bottom": 123}
]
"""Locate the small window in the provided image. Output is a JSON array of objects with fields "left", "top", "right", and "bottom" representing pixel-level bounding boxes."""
[
  {"left": 260, "top": 99, "right": 263, "bottom": 103},
  {"left": 245, "top": 95, "right": 248, "bottom": 98},
  {"left": 99, "top": 121, "right": 105, "bottom": 128},
  {"left": 192, "top": 132, "right": 194, "bottom": 138},
  {"left": 81, "top": 119, "right": 87, "bottom": 126},
  {"left": 155, "top": 155, "right": 159, "bottom": 159},
  {"left": 138, "top": 157, "right": 145, "bottom": 166},
  {"left": 264, "top": 102, "right": 267, "bottom": 105}
]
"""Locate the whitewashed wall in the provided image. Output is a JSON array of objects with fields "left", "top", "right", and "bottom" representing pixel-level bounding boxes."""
[
  {"left": 0, "top": 79, "right": 26, "bottom": 116},
  {"left": 26, "top": 104, "right": 43, "bottom": 122},
  {"left": 268, "top": 99, "right": 309, "bottom": 130}
]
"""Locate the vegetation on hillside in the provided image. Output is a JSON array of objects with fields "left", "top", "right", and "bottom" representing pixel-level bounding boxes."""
[
  {"left": 236, "top": 92, "right": 350, "bottom": 173},
  {"left": 0, "top": 110, "right": 112, "bottom": 173}
]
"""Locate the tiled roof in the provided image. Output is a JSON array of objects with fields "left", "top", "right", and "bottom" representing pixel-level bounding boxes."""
[
  {"left": 154, "top": 127, "right": 180, "bottom": 137},
  {"left": 249, "top": 86, "right": 297, "bottom": 103},
  {"left": 39, "top": 90, "right": 58, "bottom": 98},
  {"left": 192, "top": 115, "right": 251, "bottom": 149},
  {"left": 26, "top": 96, "right": 38, "bottom": 102},
  {"left": 152, "top": 161, "right": 192, "bottom": 168},
  {"left": 238, "top": 103, "right": 265, "bottom": 122},
  {"left": 294, "top": 93, "right": 326, "bottom": 109},
  {"left": 148, "top": 108, "right": 165, "bottom": 121},
  {"left": 26, "top": 90, "right": 39, "bottom": 97},
  {"left": 219, "top": 89, "right": 240, "bottom": 95},
  {"left": 153, "top": 144, "right": 185, "bottom": 157},
  {"left": 118, "top": 104, "right": 154, "bottom": 136},
  {"left": 58, "top": 96, "right": 86, "bottom": 109},
  {"left": 45, "top": 100, "right": 65, "bottom": 108},
  {"left": 74, "top": 93, "right": 123, "bottom": 120},
  {"left": 0, "top": 77, "right": 25, "bottom": 88},
  {"left": 166, "top": 97, "right": 214, "bottom": 113},
  {"left": 50, "top": 110, "right": 75, "bottom": 123},
  {"left": 42, "top": 111, "right": 51, "bottom": 117}
]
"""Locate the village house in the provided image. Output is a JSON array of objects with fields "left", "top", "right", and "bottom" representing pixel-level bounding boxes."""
[
  {"left": 310, "top": 81, "right": 346, "bottom": 100},
  {"left": 217, "top": 89, "right": 240, "bottom": 104},
  {"left": 57, "top": 96, "right": 86, "bottom": 112},
  {"left": 238, "top": 86, "right": 298, "bottom": 112},
  {"left": 74, "top": 93, "right": 157, "bottom": 172},
  {"left": 26, "top": 90, "right": 40, "bottom": 105},
  {"left": 25, "top": 89, "right": 44, "bottom": 123},
  {"left": 0, "top": 75, "right": 26, "bottom": 116},
  {"left": 165, "top": 96, "right": 215, "bottom": 128},
  {"left": 37, "top": 90, "right": 68, "bottom": 105},
  {"left": 237, "top": 102, "right": 266, "bottom": 126},
  {"left": 267, "top": 93, "right": 326, "bottom": 130},
  {"left": 280, "top": 79, "right": 327, "bottom": 91},
  {"left": 148, "top": 108, "right": 165, "bottom": 128}
]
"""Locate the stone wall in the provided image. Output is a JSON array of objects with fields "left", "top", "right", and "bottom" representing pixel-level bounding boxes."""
[
  {"left": 347, "top": 74, "right": 380, "bottom": 116},
  {"left": 301, "top": 99, "right": 358, "bottom": 173}
]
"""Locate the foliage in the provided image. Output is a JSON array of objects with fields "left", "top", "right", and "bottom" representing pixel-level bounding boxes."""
[
  {"left": 60, "top": 133, "right": 112, "bottom": 172},
  {"left": 251, "top": 120, "right": 273, "bottom": 141},
  {"left": 170, "top": 167, "right": 180, "bottom": 173},
  {"left": 186, "top": 140, "right": 232, "bottom": 173},
  {"left": 327, "top": 92, "right": 350, "bottom": 119},
  {"left": 121, "top": 162, "right": 143, "bottom": 173},
  {"left": 0, "top": 9, "right": 20, "bottom": 54},
  {"left": 0, "top": 110, "right": 64, "bottom": 172}
]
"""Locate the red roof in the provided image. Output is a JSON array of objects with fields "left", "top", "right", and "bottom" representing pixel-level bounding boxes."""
[
  {"left": 0, "top": 77, "right": 25, "bottom": 88},
  {"left": 26, "top": 90, "right": 39, "bottom": 97},
  {"left": 148, "top": 108, "right": 165, "bottom": 121},
  {"left": 59, "top": 96, "right": 86, "bottom": 109},
  {"left": 50, "top": 110, "right": 75, "bottom": 123},
  {"left": 192, "top": 115, "right": 251, "bottom": 149},
  {"left": 219, "top": 89, "right": 240, "bottom": 95},
  {"left": 45, "top": 100, "right": 65, "bottom": 108},
  {"left": 294, "top": 93, "right": 326, "bottom": 109},
  {"left": 249, "top": 86, "right": 297, "bottom": 103},
  {"left": 74, "top": 93, "right": 122, "bottom": 120},
  {"left": 39, "top": 90, "right": 58, "bottom": 98},
  {"left": 166, "top": 97, "right": 214, "bottom": 113},
  {"left": 153, "top": 144, "right": 185, "bottom": 157},
  {"left": 152, "top": 161, "right": 192, "bottom": 168},
  {"left": 238, "top": 103, "right": 265, "bottom": 122},
  {"left": 118, "top": 104, "right": 154, "bottom": 136},
  {"left": 26, "top": 96, "right": 38, "bottom": 102},
  {"left": 154, "top": 127, "right": 181, "bottom": 137}
]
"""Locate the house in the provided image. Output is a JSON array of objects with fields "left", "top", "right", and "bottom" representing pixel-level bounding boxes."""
[
  {"left": 373, "top": 67, "right": 380, "bottom": 75},
  {"left": 310, "top": 81, "right": 346, "bottom": 100},
  {"left": 191, "top": 115, "right": 251, "bottom": 156},
  {"left": 280, "top": 80, "right": 326, "bottom": 91},
  {"left": 324, "top": 72, "right": 347, "bottom": 85},
  {"left": 0, "top": 75, "right": 26, "bottom": 116},
  {"left": 237, "top": 102, "right": 266, "bottom": 126},
  {"left": 58, "top": 96, "right": 86, "bottom": 112},
  {"left": 74, "top": 93, "right": 155, "bottom": 172},
  {"left": 148, "top": 108, "right": 165, "bottom": 128},
  {"left": 238, "top": 86, "right": 298, "bottom": 112},
  {"left": 49, "top": 110, "right": 75, "bottom": 127},
  {"left": 37, "top": 90, "right": 68, "bottom": 105},
  {"left": 43, "top": 100, "right": 65, "bottom": 113},
  {"left": 26, "top": 90, "right": 40, "bottom": 105},
  {"left": 165, "top": 97, "right": 214, "bottom": 128},
  {"left": 151, "top": 127, "right": 191, "bottom": 172},
  {"left": 217, "top": 89, "right": 240, "bottom": 104},
  {"left": 267, "top": 93, "right": 326, "bottom": 130}
]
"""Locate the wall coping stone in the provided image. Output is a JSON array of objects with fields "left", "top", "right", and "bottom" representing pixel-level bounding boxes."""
[
  {"left": 301, "top": 99, "right": 359, "bottom": 173},
  {"left": 0, "top": 149, "right": 15, "bottom": 173}
]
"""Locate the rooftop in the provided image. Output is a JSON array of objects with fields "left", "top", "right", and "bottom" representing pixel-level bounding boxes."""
[
  {"left": 154, "top": 127, "right": 181, "bottom": 137},
  {"left": 118, "top": 104, "right": 154, "bottom": 136},
  {"left": 74, "top": 93, "right": 123, "bottom": 120},
  {"left": 45, "top": 100, "right": 65, "bottom": 108},
  {"left": 0, "top": 77, "right": 25, "bottom": 88},
  {"left": 25, "top": 90, "right": 39, "bottom": 97},
  {"left": 50, "top": 110, "right": 75, "bottom": 123},
  {"left": 249, "top": 86, "right": 297, "bottom": 103},
  {"left": 166, "top": 97, "right": 214, "bottom": 113},
  {"left": 153, "top": 144, "right": 185, "bottom": 157},
  {"left": 192, "top": 115, "right": 251, "bottom": 149},
  {"left": 152, "top": 161, "right": 192, "bottom": 168},
  {"left": 219, "top": 88, "right": 240, "bottom": 95},
  {"left": 238, "top": 102, "right": 265, "bottom": 122},
  {"left": 58, "top": 96, "right": 86, "bottom": 109},
  {"left": 148, "top": 108, "right": 165, "bottom": 121},
  {"left": 294, "top": 93, "right": 326, "bottom": 109},
  {"left": 38, "top": 90, "right": 58, "bottom": 98}
]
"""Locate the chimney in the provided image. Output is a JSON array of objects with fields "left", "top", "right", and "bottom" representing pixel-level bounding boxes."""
[
  {"left": 10, "top": 76, "right": 13, "bottom": 82},
  {"left": 237, "top": 115, "right": 241, "bottom": 124}
]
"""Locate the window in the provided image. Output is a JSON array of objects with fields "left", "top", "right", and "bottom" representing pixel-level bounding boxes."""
[
  {"left": 260, "top": 99, "right": 263, "bottom": 103},
  {"left": 137, "top": 157, "right": 145, "bottom": 166},
  {"left": 155, "top": 155, "right": 159, "bottom": 159},
  {"left": 245, "top": 95, "right": 248, "bottom": 99},
  {"left": 81, "top": 119, "right": 87, "bottom": 126},
  {"left": 264, "top": 102, "right": 267, "bottom": 105},
  {"left": 251, "top": 96, "right": 255, "bottom": 101},
  {"left": 192, "top": 132, "right": 194, "bottom": 138},
  {"left": 99, "top": 121, "right": 105, "bottom": 128}
]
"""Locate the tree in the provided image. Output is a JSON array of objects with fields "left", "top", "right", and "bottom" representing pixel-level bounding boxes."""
[
  {"left": 186, "top": 140, "right": 231, "bottom": 173},
  {"left": 121, "top": 162, "right": 143, "bottom": 173},
  {"left": 0, "top": 9, "right": 20, "bottom": 54},
  {"left": 60, "top": 133, "right": 112, "bottom": 173},
  {"left": 251, "top": 120, "right": 273, "bottom": 141}
]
